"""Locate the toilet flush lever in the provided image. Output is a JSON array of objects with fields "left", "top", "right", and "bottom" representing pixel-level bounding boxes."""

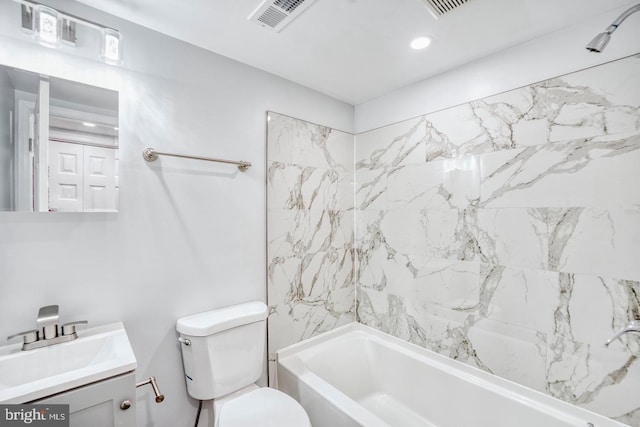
[{"left": 178, "top": 337, "right": 191, "bottom": 346}]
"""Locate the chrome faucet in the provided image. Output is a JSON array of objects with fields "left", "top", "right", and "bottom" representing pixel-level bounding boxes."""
[
  {"left": 37, "top": 305, "right": 60, "bottom": 340},
  {"left": 7, "top": 305, "right": 88, "bottom": 351},
  {"left": 605, "top": 320, "right": 640, "bottom": 346}
]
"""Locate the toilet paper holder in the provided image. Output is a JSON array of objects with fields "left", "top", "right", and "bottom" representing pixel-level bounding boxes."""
[{"left": 136, "top": 376, "right": 165, "bottom": 403}]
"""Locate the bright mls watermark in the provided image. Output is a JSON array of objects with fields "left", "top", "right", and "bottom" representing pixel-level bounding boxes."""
[{"left": 0, "top": 405, "right": 69, "bottom": 426}]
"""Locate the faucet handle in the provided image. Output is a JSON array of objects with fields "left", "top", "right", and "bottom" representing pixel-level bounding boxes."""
[
  {"left": 37, "top": 305, "right": 60, "bottom": 327},
  {"left": 37, "top": 305, "right": 60, "bottom": 340},
  {"left": 61, "top": 320, "right": 88, "bottom": 336},
  {"left": 7, "top": 329, "right": 39, "bottom": 345}
]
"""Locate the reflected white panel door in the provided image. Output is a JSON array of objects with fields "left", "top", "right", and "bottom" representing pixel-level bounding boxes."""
[
  {"left": 33, "top": 78, "right": 50, "bottom": 211},
  {"left": 83, "top": 146, "right": 116, "bottom": 211},
  {"left": 48, "top": 140, "right": 83, "bottom": 212}
]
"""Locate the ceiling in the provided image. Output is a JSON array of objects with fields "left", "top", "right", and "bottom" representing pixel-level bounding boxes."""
[{"left": 73, "top": 0, "right": 634, "bottom": 105}]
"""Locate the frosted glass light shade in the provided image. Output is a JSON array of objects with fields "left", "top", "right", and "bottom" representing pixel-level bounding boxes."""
[
  {"left": 33, "top": 5, "right": 61, "bottom": 48},
  {"left": 101, "top": 28, "right": 123, "bottom": 65}
]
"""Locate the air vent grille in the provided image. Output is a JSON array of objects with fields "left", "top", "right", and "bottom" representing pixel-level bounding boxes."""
[
  {"left": 257, "top": 6, "right": 288, "bottom": 28},
  {"left": 249, "top": 0, "right": 318, "bottom": 32},
  {"left": 274, "top": 0, "right": 305, "bottom": 13},
  {"left": 421, "top": 0, "right": 472, "bottom": 17}
]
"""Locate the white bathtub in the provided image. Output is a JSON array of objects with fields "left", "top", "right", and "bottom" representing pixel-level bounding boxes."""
[{"left": 276, "top": 323, "right": 625, "bottom": 427}]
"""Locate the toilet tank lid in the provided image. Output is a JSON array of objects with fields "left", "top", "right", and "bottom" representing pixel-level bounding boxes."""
[{"left": 176, "top": 301, "right": 268, "bottom": 336}]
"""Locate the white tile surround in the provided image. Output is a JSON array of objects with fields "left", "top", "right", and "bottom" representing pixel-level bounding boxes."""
[
  {"left": 268, "top": 55, "right": 640, "bottom": 426},
  {"left": 267, "top": 112, "right": 356, "bottom": 364}
]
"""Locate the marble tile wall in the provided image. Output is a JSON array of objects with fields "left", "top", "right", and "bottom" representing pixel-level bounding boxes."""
[
  {"left": 267, "top": 112, "right": 355, "bottom": 370},
  {"left": 355, "top": 55, "right": 640, "bottom": 425}
]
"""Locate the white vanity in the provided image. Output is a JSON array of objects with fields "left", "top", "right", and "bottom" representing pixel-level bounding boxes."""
[{"left": 0, "top": 323, "right": 137, "bottom": 427}]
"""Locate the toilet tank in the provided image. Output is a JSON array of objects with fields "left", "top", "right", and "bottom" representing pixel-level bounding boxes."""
[{"left": 176, "top": 301, "right": 268, "bottom": 400}]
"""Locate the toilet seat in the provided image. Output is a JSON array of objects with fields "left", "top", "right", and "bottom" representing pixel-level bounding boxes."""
[{"left": 218, "top": 387, "right": 310, "bottom": 427}]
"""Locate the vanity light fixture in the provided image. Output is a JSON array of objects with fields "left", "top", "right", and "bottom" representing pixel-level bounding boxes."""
[
  {"left": 15, "top": 0, "right": 123, "bottom": 65},
  {"left": 32, "top": 5, "right": 61, "bottom": 48},
  {"left": 410, "top": 36, "right": 432, "bottom": 50},
  {"left": 100, "top": 28, "right": 123, "bottom": 65}
]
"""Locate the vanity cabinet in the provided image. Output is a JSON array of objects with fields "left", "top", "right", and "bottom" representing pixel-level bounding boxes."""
[{"left": 30, "top": 372, "right": 136, "bottom": 427}]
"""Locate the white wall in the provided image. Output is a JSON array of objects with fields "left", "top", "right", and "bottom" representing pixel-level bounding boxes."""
[
  {"left": 355, "top": 3, "right": 640, "bottom": 133},
  {"left": 0, "top": 1, "right": 352, "bottom": 426}
]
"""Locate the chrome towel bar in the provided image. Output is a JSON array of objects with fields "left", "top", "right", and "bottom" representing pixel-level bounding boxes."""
[{"left": 142, "top": 147, "right": 251, "bottom": 171}]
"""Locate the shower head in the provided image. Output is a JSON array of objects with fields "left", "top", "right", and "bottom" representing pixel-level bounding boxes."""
[
  {"left": 586, "top": 32, "right": 611, "bottom": 53},
  {"left": 586, "top": 3, "right": 640, "bottom": 53}
]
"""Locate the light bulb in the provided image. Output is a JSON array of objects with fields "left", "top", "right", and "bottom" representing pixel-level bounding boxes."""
[
  {"left": 101, "top": 28, "right": 123, "bottom": 65},
  {"left": 33, "top": 5, "right": 61, "bottom": 48}
]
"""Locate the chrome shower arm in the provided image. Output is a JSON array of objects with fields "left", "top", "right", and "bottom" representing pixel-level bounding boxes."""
[
  {"left": 610, "top": 3, "right": 640, "bottom": 31},
  {"left": 586, "top": 3, "right": 640, "bottom": 52}
]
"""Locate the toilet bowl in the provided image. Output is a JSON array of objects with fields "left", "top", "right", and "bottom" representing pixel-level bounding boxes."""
[
  {"left": 214, "top": 385, "right": 310, "bottom": 427},
  {"left": 176, "top": 301, "right": 311, "bottom": 426}
]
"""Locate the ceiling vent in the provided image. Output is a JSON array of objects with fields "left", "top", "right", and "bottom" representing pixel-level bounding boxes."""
[
  {"left": 420, "top": 0, "right": 473, "bottom": 19},
  {"left": 248, "top": 0, "right": 318, "bottom": 32}
]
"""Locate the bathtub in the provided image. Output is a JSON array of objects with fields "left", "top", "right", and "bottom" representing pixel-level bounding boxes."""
[{"left": 276, "top": 323, "right": 625, "bottom": 427}]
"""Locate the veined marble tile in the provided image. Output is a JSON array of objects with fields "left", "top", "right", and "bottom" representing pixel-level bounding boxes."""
[
  {"left": 268, "top": 255, "right": 305, "bottom": 332},
  {"left": 355, "top": 166, "right": 387, "bottom": 210},
  {"left": 559, "top": 273, "right": 640, "bottom": 353},
  {"left": 379, "top": 209, "right": 428, "bottom": 256},
  {"left": 355, "top": 118, "right": 433, "bottom": 210},
  {"left": 268, "top": 248, "right": 355, "bottom": 351},
  {"left": 416, "top": 303, "right": 473, "bottom": 358},
  {"left": 268, "top": 296, "right": 354, "bottom": 357},
  {"left": 475, "top": 208, "right": 548, "bottom": 270},
  {"left": 267, "top": 112, "right": 353, "bottom": 171},
  {"left": 357, "top": 290, "right": 428, "bottom": 347},
  {"left": 547, "top": 207, "right": 640, "bottom": 281},
  {"left": 420, "top": 56, "right": 640, "bottom": 162},
  {"left": 387, "top": 156, "right": 480, "bottom": 210},
  {"left": 359, "top": 253, "right": 480, "bottom": 312},
  {"left": 559, "top": 55, "right": 640, "bottom": 106},
  {"left": 424, "top": 208, "right": 477, "bottom": 261},
  {"left": 424, "top": 104, "right": 490, "bottom": 159},
  {"left": 353, "top": 56, "right": 640, "bottom": 426},
  {"left": 397, "top": 257, "right": 480, "bottom": 311},
  {"left": 479, "top": 264, "right": 559, "bottom": 335},
  {"left": 467, "top": 318, "right": 548, "bottom": 393},
  {"left": 356, "top": 210, "right": 395, "bottom": 292},
  {"left": 356, "top": 207, "right": 427, "bottom": 257},
  {"left": 326, "top": 126, "right": 355, "bottom": 173},
  {"left": 553, "top": 55, "right": 640, "bottom": 140},
  {"left": 546, "top": 335, "right": 640, "bottom": 420},
  {"left": 267, "top": 113, "right": 355, "bottom": 357},
  {"left": 268, "top": 162, "right": 344, "bottom": 210},
  {"left": 480, "top": 133, "right": 640, "bottom": 208},
  {"left": 268, "top": 209, "right": 353, "bottom": 258},
  {"left": 299, "top": 249, "right": 355, "bottom": 298},
  {"left": 355, "top": 116, "right": 427, "bottom": 169}
]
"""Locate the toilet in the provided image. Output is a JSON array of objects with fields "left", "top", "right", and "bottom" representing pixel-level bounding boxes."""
[{"left": 176, "top": 301, "right": 311, "bottom": 427}]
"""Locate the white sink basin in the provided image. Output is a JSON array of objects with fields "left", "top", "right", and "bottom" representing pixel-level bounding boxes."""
[{"left": 0, "top": 322, "right": 137, "bottom": 403}]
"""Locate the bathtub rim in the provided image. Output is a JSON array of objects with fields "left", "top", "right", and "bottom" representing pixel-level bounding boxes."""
[{"left": 276, "top": 322, "right": 628, "bottom": 427}]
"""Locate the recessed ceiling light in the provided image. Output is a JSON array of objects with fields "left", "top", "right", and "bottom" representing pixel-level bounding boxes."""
[
  {"left": 83, "top": 122, "right": 96, "bottom": 127},
  {"left": 410, "top": 36, "right": 432, "bottom": 50}
]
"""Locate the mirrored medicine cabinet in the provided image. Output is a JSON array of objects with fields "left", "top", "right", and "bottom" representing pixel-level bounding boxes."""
[{"left": 0, "top": 63, "right": 119, "bottom": 212}]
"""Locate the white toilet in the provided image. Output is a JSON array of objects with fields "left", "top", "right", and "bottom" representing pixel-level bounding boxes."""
[{"left": 176, "top": 301, "right": 311, "bottom": 427}]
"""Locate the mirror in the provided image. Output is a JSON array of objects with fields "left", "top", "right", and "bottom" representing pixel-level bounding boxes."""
[{"left": 0, "top": 64, "right": 119, "bottom": 212}]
